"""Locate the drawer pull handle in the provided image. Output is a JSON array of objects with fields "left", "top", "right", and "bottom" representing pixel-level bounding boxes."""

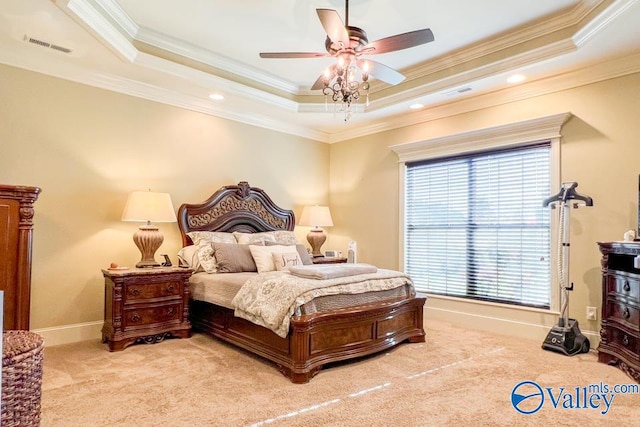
[
  {"left": 165, "top": 307, "right": 175, "bottom": 317},
  {"left": 166, "top": 285, "right": 175, "bottom": 293},
  {"left": 623, "top": 307, "right": 631, "bottom": 319},
  {"left": 130, "top": 313, "right": 141, "bottom": 323},
  {"left": 128, "top": 288, "right": 140, "bottom": 297},
  {"left": 622, "top": 334, "right": 629, "bottom": 346},
  {"left": 623, "top": 281, "right": 631, "bottom": 292}
]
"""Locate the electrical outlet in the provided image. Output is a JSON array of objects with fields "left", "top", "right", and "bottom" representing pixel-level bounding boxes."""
[{"left": 586, "top": 306, "right": 597, "bottom": 321}]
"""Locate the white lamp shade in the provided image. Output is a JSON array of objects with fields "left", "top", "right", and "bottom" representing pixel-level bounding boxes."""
[
  {"left": 299, "top": 205, "right": 333, "bottom": 227},
  {"left": 121, "top": 191, "right": 177, "bottom": 223}
]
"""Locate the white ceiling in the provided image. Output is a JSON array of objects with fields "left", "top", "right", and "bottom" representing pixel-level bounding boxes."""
[{"left": 1, "top": 0, "right": 639, "bottom": 143}]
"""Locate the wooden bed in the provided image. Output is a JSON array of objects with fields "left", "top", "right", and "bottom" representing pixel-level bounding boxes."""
[{"left": 177, "top": 181, "right": 426, "bottom": 383}]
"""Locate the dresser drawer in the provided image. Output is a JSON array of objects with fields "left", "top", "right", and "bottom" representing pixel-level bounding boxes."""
[
  {"left": 124, "top": 280, "right": 182, "bottom": 304},
  {"left": 602, "top": 325, "right": 640, "bottom": 362},
  {"left": 123, "top": 302, "right": 182, "bottom": 329},
  {"left": 607, "top": 274, "right": 640, "bottom": 302},
  {"left": 606, "top": 299, "right": 640, "bottom": 332}
]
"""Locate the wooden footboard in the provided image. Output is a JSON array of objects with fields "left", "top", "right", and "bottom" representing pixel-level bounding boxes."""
[{"left": 191, "top": 296, "right": 426, "bottom": 383}]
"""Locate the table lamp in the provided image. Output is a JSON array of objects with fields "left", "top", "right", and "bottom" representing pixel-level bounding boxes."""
[
  {"left": 299, "top": 205, "right": 333, "bottom": 258},
  {"left": 122, "top": 191, "right": 177, "bottom": 268}
]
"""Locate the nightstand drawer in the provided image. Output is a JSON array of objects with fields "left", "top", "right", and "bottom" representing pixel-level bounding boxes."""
[
  {"left": 606, "top": 299, "right": 640, "bottom": 332},
  {"left": 123, "top": 302, "right": 182, "bottom": 329},
  {"left": 608, "top": 274, "right": 640, "bottom": 302},
  {"left": 603, "top": 325, "right": 640, "bottom": 362},
  {"left": 124, "top": 280, "right": 182, "bottom": 304}
]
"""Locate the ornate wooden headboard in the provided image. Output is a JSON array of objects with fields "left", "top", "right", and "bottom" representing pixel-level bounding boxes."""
[{"left": 177, "top": 181, "right": 295, "bottom": 246}]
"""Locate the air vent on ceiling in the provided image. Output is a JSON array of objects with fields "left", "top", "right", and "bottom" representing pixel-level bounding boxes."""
[
  {"left": 24, "top": 35, "right": 73, "bottom": 54},
  {"left": 444, "top": 87, "right": 473, "bottom": 97}
]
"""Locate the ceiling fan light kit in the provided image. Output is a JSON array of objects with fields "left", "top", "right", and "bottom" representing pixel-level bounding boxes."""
[{"left": 259, "top": 0, "right": 434, "bottom": 122}]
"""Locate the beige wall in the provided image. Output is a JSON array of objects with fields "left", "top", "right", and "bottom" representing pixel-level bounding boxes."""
[
  {"left": 3, "top": 60, "right": 639, "bottom": 345},
  {"left": 329, "top": 72, "right": 640, "bottom": 338},
  {"left": 0, "top": 64, "right": 329, "bottom": 334}
]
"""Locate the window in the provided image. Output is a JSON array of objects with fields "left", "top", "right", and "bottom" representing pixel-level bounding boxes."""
[{"left": 404, "top": 143, "right": 551, "bottom": 308}]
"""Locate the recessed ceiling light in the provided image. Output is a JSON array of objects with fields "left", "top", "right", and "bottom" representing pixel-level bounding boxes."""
[
  {"left": 209, "top": 93, "right": 224, "bottom": 101},
  {"left": 409, "top": 103, "right": 424, "bottom": 110},
  {"left": 507, "top": 74, "right": 526, "bottom": 84}
]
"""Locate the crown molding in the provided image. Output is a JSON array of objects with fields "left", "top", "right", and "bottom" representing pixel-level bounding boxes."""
[
  {"left": 56, "top": 0, "right": 138, "bottom": 62},
  {"left": 373, "top": 0, "right": 609, "bottom": 91},
  {"left": 367, "top": 38, "right": 578, "bottom": 113},
  {"left": 573, "top": 0, "right": 638, "bottom": 47},
  {"left": 19, "top": 0, "right": 640, "bottom": 145},
  {"left": 134, "top": 26, "right": 300, "bottom": 95},
  {"left": 133, "top": 52, "right": 300, "bottom": 112},
  {"left": 328, "top": 51, "right": 640, "bottom": 143},
  {"left": 86, "top": 0, "right": 616, "bottom": 101},
  {"left": 93, "top": 0, "right": 138, "bottom": 38},
  {"left": 390, "top": 112, "right": 571, "bottom": 163}
]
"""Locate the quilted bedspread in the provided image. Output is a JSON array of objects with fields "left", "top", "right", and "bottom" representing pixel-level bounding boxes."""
[{"left": 231, "top": 268, "right": 413, "bottom": 338}]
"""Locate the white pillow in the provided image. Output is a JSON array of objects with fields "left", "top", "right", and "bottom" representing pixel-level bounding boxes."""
[
  {"left": 249, "top": 245, "right": 299, "bottom": 273},
  {"left": 272, "top": 251, "right": 303, "bottom": 271}
]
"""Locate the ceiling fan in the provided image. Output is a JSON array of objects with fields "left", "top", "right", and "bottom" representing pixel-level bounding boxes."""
[{"left": 259, "top": 0, "right": 435, "bottom": 90}]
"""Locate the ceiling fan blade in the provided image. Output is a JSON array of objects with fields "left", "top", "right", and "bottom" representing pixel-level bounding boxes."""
[
  {"left": 311, "top": 64, "right": 336, "bottom": 90},
  {"left": 317, "top": 9, "right": 349, "bottom": 47},
  {"left": 366, "top": 28, "right": 434, "bottom": 54},
  {"left": 260, "top": 52, "right": 330, "bottom": 59},
  {"left": 358, "top": 59, "right": 405, "bottom": 85}
]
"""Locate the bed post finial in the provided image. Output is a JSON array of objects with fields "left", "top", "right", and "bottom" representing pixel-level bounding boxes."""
[{"left": 237, "top": 181, "right": 251, "bottom": 198}]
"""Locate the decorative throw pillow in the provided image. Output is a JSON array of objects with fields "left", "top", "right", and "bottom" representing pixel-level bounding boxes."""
[
  {"left": 268, "top": 230, "right": 298, "bottom": 245},
  {"left": 249, "top": 245, "right": 300, "bottom": 273},
  {"left": 233, "top": 231, "right": 297, "bottom": 246},
  {"left": 187, "top": 231, "right": 236, "bottom": 245},
  {"left": 233, "top": 231, "right": 277, "bottom": 245},
  {"left": 266, "top": 241, "right": 312, "bottom": 265},
  {"left": 188, "top": 232, "right": 237, "bottom": 274},
  {"left": 195, "top": 242, "right": 218, "bottom": 273},
  {"left": 212, "top": 243, "right": 260, "bottom": 273},
  {"left": 272, "top": 251, "right": 303, "bottom": 271}
]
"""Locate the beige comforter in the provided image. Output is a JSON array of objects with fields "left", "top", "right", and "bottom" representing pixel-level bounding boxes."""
[{"left": 231, "top": 268, "right": 414, "bottom": 338}]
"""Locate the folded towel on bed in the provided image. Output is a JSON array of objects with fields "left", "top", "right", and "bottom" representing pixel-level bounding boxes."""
[{"left": 289, "top": 263, "right": 378, "bottom": 280}]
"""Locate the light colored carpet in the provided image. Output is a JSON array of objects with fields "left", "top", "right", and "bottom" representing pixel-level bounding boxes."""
[{"left": 41, "top": 320, "right": 639, "bottom": 426}]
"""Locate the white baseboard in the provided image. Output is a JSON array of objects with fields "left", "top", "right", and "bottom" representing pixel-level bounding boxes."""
[
  {"left": 33, "top": 321, "right": 103, "bottom": 347},
  {"left": 33, "top": 302, "right": 601, "bottom": 350},
  {"left": 425, "top": 304, "right": 601, "bottom": 350}
]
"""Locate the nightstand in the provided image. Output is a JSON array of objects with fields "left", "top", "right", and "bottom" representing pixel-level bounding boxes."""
[
  {"left": 312, "top": 257, "right": 348, "bottom": 264},
  {"left": 101, "top": 267, "right": 193, "bottom": 351}
]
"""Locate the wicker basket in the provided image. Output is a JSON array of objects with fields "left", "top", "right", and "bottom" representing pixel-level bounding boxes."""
[{"left": 2, "top": 330, "right": 44, "bottom": 427}]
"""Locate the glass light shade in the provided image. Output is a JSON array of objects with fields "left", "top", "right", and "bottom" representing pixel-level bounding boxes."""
[
  {"left": 122, "top": 191, "right": 177, "bottom": 223},
  {"left": 299, "top": 205, "right": 333, "bottom": 228}
]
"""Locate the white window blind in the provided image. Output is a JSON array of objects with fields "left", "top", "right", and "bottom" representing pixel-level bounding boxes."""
[{"left": 405, "top": 143, "right": 551, "bottom": 308}]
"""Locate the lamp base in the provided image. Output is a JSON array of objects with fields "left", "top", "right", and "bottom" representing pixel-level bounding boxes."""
[
  {"left": 133, "top": 224, "right": 163, "bottom": 268},
  {"left": 306, "top": 228, "right": 326, "bottom": 258}
]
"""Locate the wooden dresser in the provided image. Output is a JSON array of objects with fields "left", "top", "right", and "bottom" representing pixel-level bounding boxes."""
[
  {"left": 597, "top": 242, "right": 640, "bottom": 382},
  {"left": 0, "top": 185, "right": 41, "bottom": 330},
  {"left": 102, "top": 267, "right": 193, "bottom": 351}
]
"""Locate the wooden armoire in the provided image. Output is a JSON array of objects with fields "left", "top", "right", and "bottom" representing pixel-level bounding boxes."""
[{"left": 0, "top": 185, "right": 41, "bottom": 330}]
